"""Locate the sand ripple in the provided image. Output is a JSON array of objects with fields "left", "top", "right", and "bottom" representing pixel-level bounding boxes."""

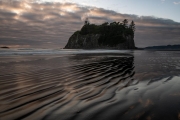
[
  {"left": 0, "top": 54, "right": 136, "bottom": 120},
  {"left": 1, "top": 51, "right": 180, "bottom": 120}
]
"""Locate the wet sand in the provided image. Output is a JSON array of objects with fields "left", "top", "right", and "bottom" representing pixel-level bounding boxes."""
[{"left": 1, "top": 50, "right": 180, "bottom": 120}]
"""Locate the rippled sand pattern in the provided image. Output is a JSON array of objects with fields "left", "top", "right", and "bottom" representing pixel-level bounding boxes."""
[{"left": 1, "top": 51, "right": 180, "bottom": 120}]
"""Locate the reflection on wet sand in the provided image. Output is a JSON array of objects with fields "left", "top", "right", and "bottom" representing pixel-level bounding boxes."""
[{"left": 1, "top": 51, "right": 180, "bottom": 120}]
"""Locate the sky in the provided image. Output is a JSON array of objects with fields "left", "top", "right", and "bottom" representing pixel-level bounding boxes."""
[{"left": 0, "top": 0, "right": 180, "bottom": 48}]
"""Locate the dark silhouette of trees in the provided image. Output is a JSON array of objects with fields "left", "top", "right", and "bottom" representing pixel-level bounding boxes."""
[
  {"left": 122, "top": 19, "right": 128, "bottom": 28},
  {"left": 129, "top": 21, "right": 135, "bottom": 32},
  {"left": 78, "top": 19, "right": 135, "bottom": 47},
  {"left": 84, "top": 18, "right": 90, "bottom": 25},
  {"left": 129, "top": 21, "right": 135, "bottom": 38}
]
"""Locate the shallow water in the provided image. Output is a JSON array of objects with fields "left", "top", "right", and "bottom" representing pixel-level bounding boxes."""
[{"left": 0, "top": 50, "right": 180, "bottom": 120}]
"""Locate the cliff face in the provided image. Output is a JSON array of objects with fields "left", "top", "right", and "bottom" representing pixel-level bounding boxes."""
[
  {"left": 65, "top": 34, "right": 101, "bottom": 49},
  {"left": 116, "top": 35, "right": 135, "bottom": 49},
  {"left": 64, "top": 33, "right": 135, "bottom": 49}
]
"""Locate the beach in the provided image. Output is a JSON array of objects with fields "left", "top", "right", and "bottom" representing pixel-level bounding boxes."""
[{"left": 1, "top": 49, "right": 180, "bottom": 120}]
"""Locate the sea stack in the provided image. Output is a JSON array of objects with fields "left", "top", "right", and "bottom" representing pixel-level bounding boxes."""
[{"left": 65, "top": 19, "right": 136, "bottom": 49}]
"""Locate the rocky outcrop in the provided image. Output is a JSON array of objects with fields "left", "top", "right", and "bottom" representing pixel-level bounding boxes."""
[
  {"left": 116, "top": 35, "right": 135, "bottom": 49},
  {"left": 64, "top": 33, "right": 136, "bottom": 49},
  {"left": 0, "top": 46, "right": 9, "bottom": 49},
  {"left": 65, "top": 34, "right": 101, "bottom": 49}
]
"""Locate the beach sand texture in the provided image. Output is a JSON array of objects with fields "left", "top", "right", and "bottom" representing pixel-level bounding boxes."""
[{"left": 1, "top": 50, "right": 180, "bottom": 120}]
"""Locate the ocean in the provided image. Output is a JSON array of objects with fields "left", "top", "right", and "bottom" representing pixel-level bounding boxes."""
[{"left": 0, "top": 49, "right": 180, "bottom": 120}]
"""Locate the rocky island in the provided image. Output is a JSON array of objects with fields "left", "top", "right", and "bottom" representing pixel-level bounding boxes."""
[
  {"left": 65, "top": 19, "right": 136, "bottom": 49},
  {"left": 0, "top": 46, "right": 9, "bottom": 49}
]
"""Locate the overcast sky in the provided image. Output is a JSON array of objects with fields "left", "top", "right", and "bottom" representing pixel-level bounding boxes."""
[{"left": 0, "top": 0, "right": 180, "bottom": 48}]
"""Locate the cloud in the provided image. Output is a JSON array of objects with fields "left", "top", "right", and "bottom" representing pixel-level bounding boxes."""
[
  {"left": 161, "top": 0, "right": 165, "bottom": 3},
  {"left": 0, "top": 0, "right": 180, "bottom": 48},
  {"left": 173, "top": 1, "right": 180, "bottom": 4}
]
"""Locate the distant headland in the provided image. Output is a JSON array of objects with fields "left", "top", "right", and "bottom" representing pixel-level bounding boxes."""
[
  {"left": 64, "top": 19, "right": 136, "bottom": 49},
  {"left": 145, "top": 45, "right": 180, "bottom": 50}
]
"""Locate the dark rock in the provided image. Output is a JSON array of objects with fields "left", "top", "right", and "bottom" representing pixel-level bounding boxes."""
[
  {"left": 1, "top": 46, "right": 9, "bottom": 49},
  {"left": 64, "top": 33, "right": 135, "bottom": 49},
  {"left": 65, "top": 34, "right": 100, "bottom": 49}
]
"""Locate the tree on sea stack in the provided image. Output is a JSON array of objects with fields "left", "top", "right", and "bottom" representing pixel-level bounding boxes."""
[
  {"left": 129, "top": 21, "right": 135, "bottom": 32},
  {"left": 122, "top": 19, "right": 128, "bottom": 28},
  {"left": 84, "top": 18, "right": 90, "bottom": 25},
  {"left": 81, "top": 18, "right": 90, "bottom": 35},
  {"left": 129, "top": 21, "right": 135, "bottom": 38}
]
